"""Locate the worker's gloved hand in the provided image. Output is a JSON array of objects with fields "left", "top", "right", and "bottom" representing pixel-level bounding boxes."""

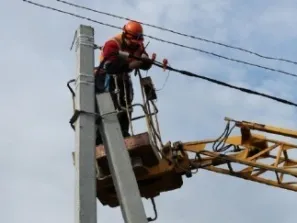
[
  {"left": 129, "top": 60, "right": 143, "bottom": 69},
  {"left": 141, "top": 57, "right": 153, "bottom": 65},
  {"left": 141, "top": 53, "right": 155, "bottom": 65}
]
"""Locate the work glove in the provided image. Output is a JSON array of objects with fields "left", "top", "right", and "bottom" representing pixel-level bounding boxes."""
[{"left": 129, "top": 60, "right": 143, "bottom": 69}]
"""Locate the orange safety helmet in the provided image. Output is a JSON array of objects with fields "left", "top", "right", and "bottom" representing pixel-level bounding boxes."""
[{"left": 122, "top": 20, "right": 144, "bottom": 44}]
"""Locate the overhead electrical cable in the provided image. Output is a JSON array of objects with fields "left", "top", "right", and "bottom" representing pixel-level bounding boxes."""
[
  {"left": 23, "top": 0, "right": 297, "bottom": 108},
  {"left": 151, "top": 61, "right": 297, "bottom": 108},
  {"left": 57, "top": 0, "right": 297, "bottom": 66},
  {"left": 23, "top": 0, "right": 297, "bottom": 79}
]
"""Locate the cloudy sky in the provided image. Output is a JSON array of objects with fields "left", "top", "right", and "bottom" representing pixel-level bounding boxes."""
[{"left": 2, "top": 0, "right": 297, "bottom": 222}]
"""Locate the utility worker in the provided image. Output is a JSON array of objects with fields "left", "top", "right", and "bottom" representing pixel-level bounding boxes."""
[{"left": 94, "top": 20, "right": 153, "bottom": 145}]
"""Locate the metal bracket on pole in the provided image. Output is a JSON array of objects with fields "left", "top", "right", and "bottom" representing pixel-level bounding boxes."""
[
  {"left": 73, "top": 25, "right": 97, "bottom": 223},
  {"left": 96, "top": 92, "right": 148, "bottom": 223}
]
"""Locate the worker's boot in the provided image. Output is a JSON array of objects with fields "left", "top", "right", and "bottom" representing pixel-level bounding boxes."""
[
  {"left": 122, "top": 131, "right": 131, "bottom": 138},
  {"left": 131, "top": 156, "right": 148, "bottom": 176}
]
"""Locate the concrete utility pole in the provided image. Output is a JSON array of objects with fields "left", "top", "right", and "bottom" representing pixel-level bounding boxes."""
[
  {"left": 73, "top": 24, "right": 147, "bottom": 223},
  {"left": 96, "top": 93, "right": 148, "bottom": 223},
  {"left": 74, "top": 25, "right": 97, "bottom": 223}
]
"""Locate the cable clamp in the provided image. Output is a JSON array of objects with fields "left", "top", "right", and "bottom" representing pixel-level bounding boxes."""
[
  {"left": 69, "top": 109, "right": 118, "bottom": 130},
  {"left": 69, "top": 110, "right": 98, "bottom": 130},
  {"left": 75, "top": 73, "right": 95, "bottom": 86}
]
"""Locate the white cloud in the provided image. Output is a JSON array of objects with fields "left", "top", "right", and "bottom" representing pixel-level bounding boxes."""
[{"left": 1, "top": 0, "right": 297, "bottom": 222}]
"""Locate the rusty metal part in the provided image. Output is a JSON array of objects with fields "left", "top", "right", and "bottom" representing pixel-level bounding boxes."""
[
  {"left": 95, "top": 132, "right": 182, "bottom": 207},
  {"left": 96, "top": 132, "right": 160, "bottom": 171}
]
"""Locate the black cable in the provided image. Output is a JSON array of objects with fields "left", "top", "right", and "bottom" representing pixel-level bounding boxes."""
[
  {"left": 151, "top": 62, "right": 297, "bottom": 108},
  {"left": 142, "top": 36, "right": 297, "bottom": 79},
  {"left": 23, "top": 0, "right": 297, "bottom": 79},
  {"left": 147, "top": 198, "right": 158, "bottom": 222},
  {"left": 24, "top": 0, "right": 297, "bottom": 108},
  {"left": 57, "top": 0, "right": 297, "bottom": 66},
  {"left": 212, "top": 122, "right": 236, "bottom": 153},
  {"left": 23, "top": 0, "right": 121, "bottom": 29}
]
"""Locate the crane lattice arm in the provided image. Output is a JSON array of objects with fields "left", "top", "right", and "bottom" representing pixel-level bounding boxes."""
[{"left": 172, "top": 118, "right": 297, "bottom": 192}]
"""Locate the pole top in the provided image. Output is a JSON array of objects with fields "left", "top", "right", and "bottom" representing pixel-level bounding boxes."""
[{"left": 70, "top": 24, "right": 95, "bottom": 51}]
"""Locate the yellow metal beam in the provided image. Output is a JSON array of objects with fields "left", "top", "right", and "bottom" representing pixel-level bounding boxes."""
[
  {"left": 225, "top": 117, "right": 297, "bottom": 139},
  {"left": 174, "top": 117, "right": 297, "bottom": 192}
]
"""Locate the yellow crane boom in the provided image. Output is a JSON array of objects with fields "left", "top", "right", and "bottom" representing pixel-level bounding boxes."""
[
  {"left": 175, "top": 118, "right": 297, "bottom": 192},
  {"left": 95, "top": 117, "right": 297, "bottom": 208}
]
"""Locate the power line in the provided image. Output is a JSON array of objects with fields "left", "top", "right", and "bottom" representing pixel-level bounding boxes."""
[
  {"left": 23, "top": 0, "right": 297, "bottom": 108},
  {"left": 57, "top": 0, "right": 297, "bottom": 66},
  {"left": 23, "top": 0, "right": 297, "bottom": 79},
  {"left": 150, "top": 61, "right": 297, "bottom": 108},
  {"left": 23, "top": 0, "right": 122, "bottom": 30}
]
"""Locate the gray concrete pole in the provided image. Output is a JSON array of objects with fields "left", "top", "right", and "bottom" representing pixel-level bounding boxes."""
[
  {"left": 74, "top": 25, "right": 97, "bottom": 223},
  {"left": 96, "top": 93, "right": 148, "bottom": 223}
]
